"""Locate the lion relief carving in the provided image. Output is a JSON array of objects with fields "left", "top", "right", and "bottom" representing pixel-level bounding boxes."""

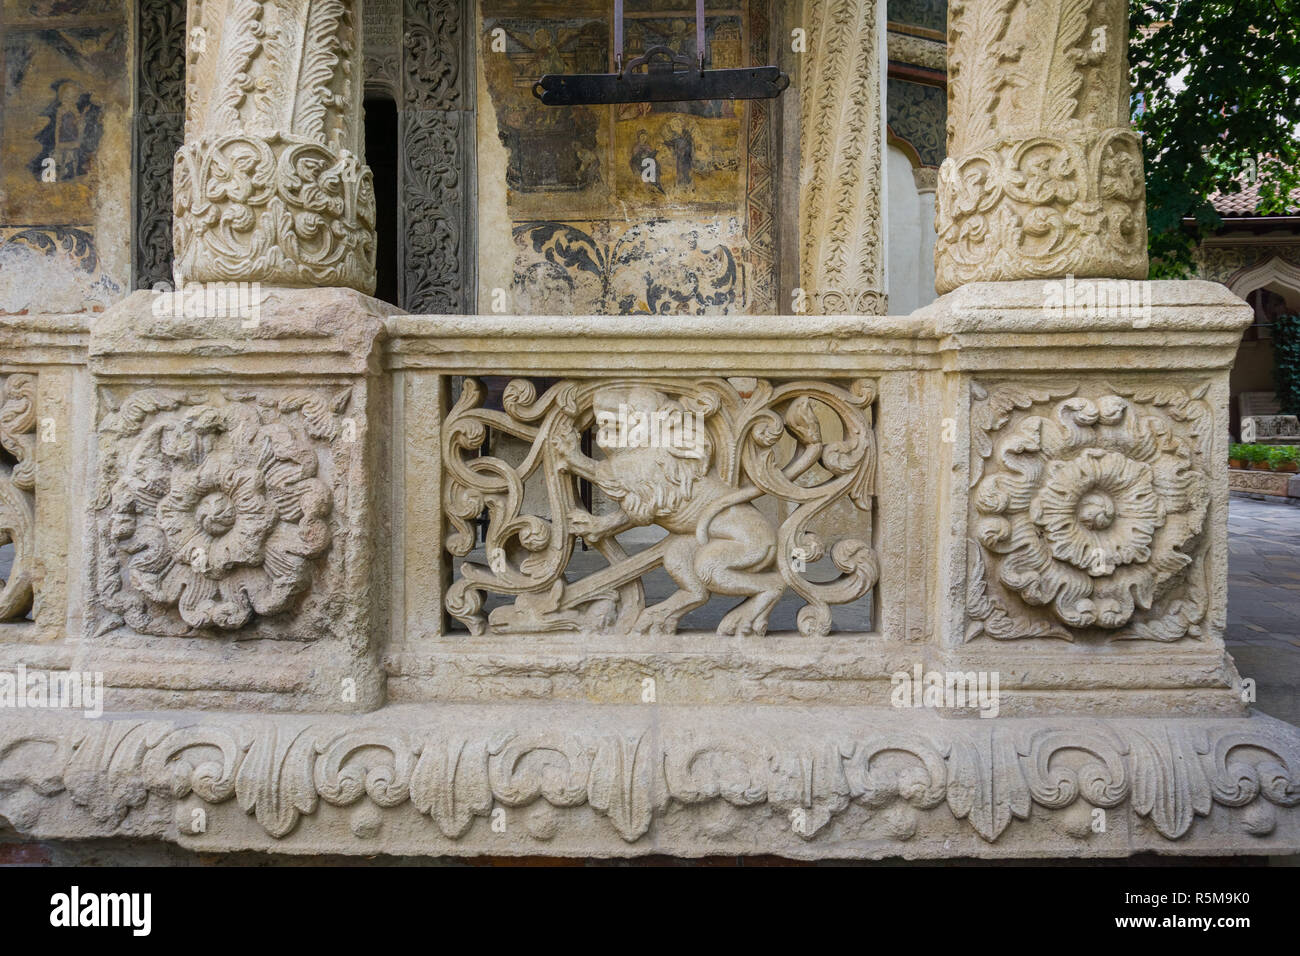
[
  {"left": 553, "top": 387, "right": 785, "bottom": 636},
  {"left": 442, "top": 377, "right": 879, "bottom": 639}
]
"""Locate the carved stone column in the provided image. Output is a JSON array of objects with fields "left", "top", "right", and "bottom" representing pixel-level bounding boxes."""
[
  {"left": 798, "top": 0, "right": 886, "bottom": 315},
  {"left": 173, "top": 0, "right": 377, "bottom": 293},
  {"left": 935, "top": 0, "right": 1148, "bottom": 292}
]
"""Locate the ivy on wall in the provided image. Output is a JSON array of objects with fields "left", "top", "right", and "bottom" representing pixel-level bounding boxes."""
[{"left": 1275, "top": 314, "right": 1300, "bottom": 416}]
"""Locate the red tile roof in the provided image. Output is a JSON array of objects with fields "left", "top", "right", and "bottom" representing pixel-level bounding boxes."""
[{"left": 1210, "top": 180, "right": 1300, "bottom": 217}]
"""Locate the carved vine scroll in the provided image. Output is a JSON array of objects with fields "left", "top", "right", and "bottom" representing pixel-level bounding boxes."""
[
  {"left": 0, "top": 375, "right": 37, "bottom": 621},
  {"left": 444, "top": 378, "right": 879, "bottom": 638}
]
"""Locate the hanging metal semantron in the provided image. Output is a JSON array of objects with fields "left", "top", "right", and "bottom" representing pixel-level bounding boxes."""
[{"left": 533, "top": 0, "right": 789, "bottom": 106}]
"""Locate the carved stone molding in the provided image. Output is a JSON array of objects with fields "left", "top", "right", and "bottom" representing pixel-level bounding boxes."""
[
  {"left": 887, "top": 30, "right": 946, "bottom": 72},
  {"left": 403, "top": 0, "right": 462, "bottom": 111},
  {"left": 401, "top": 111, "right": 466, "bottom": 314},
  {"left": 1228, "top": 469, "right": 1294, "bottom": 498},
  {"left": 0, "top": 375, "right": 37, "bottom": 622},
  {"left": 175, "top": 0, "right": 376, "bottom": 292},
  {"left": 936, "top": 0, "right": 1148, "bottom": 292},
  {"left": 363, "top": 0, "right": 402, "bottom": 98},
  {"left": 398, "top": 0, "right": 472, "bottom": 313},
  {"left": 799, "top": 0, "right": 886, "bottom": 315},
  {"left": 134, "top": 0, "right": 188, "bottom": 290},
  {"left": 444, "top": 377, "right": 878, "bottom": 638},
  {"left": 92, "top": 386, "right": 352, "bottom": 639},
  {"left": 968, "top": 381, "right": 1213, "bottom": 642},
  {"left": 1, "top": 708, "right": 1296, "bottom": 856}
]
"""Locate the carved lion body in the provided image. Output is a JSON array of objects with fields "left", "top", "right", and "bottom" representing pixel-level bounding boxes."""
[{"left": 557, "top": 387, "right": 784, "bottom": 636}]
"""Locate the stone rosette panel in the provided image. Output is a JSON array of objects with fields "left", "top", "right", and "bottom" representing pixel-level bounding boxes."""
[
  {"left": 89, "top": 385, "right": 358, "bottom": 641},
  {"left": 968, "top": 381, "right": 1214, "bottom": 643}
]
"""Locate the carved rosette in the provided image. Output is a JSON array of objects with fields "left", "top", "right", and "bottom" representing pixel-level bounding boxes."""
[
  {"left": 936, "top": 0, "right": 1148, "bottom": 292},
  {"left": 175, "top": 0, "right": 376, "bottom": 292},
  {"left": 0, "top": 375, "right": 37, "bottom": 621},
  {"left": 968, "top": 383, "right": 1212, "bottom": 642},
  {"left": 173, "top": 133, "right": 376, "bottom": 290},
  {"left": 94, "top": 389, "right": 351, "bottom": 637},
  {"left": 443, "top": 377, "right": 879, "bottom": 638}
]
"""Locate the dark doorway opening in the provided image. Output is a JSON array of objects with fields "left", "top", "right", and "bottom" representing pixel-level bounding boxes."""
[{"left": 365, "top": 96, "right": 399, "bottom": 306}]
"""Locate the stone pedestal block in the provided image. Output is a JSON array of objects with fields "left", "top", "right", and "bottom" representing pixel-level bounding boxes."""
[
  {"left": 77, "top": 287, "right": 391, "bottom": 712},
  {"left": 921, "top": 280, "right": 1249, "bottom": 717}
]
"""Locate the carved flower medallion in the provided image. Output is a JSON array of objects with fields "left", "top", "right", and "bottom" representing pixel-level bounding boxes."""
[
  {"left": 1030, "top": 449, "right": 1164, "bottom": 579},
  {"left": 972, "top": 389, "right": 1210, "bottom": 638},
  {"left": 98, "top": 391, "right": 344, "bottom": 636}
]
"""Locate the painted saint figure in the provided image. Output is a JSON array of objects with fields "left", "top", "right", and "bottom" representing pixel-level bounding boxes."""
[
  {"left": 662, "top": 118, "right": 695, "bottom": 190},
  {"left": 29, "top": 80, "right": 102, "bottom": 182},
  {"left": 630, "top": 128, "right": 664, "bottom": 195}
]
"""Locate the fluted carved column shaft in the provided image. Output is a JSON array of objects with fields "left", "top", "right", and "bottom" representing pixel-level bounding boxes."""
[
  {"left": 173, "top": 0, "right": 377, "bottom": 293},
  {"left": 935, "top": 0, "right": 1148, "bottom": 293},
  {"left": 798, "top": 0, "right": 886, "bottom": 315}
]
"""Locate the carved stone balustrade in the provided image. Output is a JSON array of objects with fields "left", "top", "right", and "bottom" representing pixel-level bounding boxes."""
[{"left": 3, "top": 287, "right": 1299, "bottom": 859}]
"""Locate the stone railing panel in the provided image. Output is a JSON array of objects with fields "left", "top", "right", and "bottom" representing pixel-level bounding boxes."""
[{"left": 0, "top": 317, "right": 89, "bottom": 644}]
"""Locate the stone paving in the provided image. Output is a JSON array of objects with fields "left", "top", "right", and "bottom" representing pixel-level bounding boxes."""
[{"left": 1226, "top": 496, "right": 1300, "bottom": 727}]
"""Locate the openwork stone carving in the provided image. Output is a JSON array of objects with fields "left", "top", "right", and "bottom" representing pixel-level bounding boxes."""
[
  {"left": 0, "top": 375, "right": 37, "bottom": 621},
  {"left": 969, "top": 383, "right": 1212, "bottom": 641},
  {"left": 444, "top": 378, "right": 879, "bottom": 637},
  {"left": 174, "top": 0, "right": 376, "bottom": 293},
  {"left": 935, "top": 0, "right": 1148, "bottom": 291},
  {"left": 94, "top": 388, "right": 350, "bottom": 637}
]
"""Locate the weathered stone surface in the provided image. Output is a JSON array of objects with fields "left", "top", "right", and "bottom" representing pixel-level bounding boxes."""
[
  {"left": 970, "top": 384, "right": 1211, "bottom": 641},
  {"left": 173, "top": 0, "right": 376, "bottom": 293},
  {"left": 1229, "top": 469, "right": 1295, "bottom": 498},
  {"left": 935, "top": 0, "right": 1148, "bottom": 292},
  {"left": 74, "top": 287, "right": 393, "bottom": 711},
  {"left": 0, "top": 315, "right": 89, "bottom": 644},
  {"left": 4, "top": 0, "right": 1300, "bottom": 866},
  {"left": 0, "top": 706, "right": 1296, "bottom": 859}
]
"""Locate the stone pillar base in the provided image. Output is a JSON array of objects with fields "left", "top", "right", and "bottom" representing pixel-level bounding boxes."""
[{"left": 72, "top": 287, "right": 394, "bottom": 712}]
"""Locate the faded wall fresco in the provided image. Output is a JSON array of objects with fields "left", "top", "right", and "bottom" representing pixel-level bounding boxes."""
[
  {"left": 1, "top": 0, "right": 129, "bottom": 314},
  {"left": 887, "top": 0, "right": 945, "bottom": 33},
  {"left": 479, "top": 0, "right": 777, "bottom": 315},
  {"left": 886, "top": 77, "right": 945, "bottom": 169}
]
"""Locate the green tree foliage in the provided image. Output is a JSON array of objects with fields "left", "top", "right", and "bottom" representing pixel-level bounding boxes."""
[{"left": 1129, "top": 0, "right": 1300, "bottom": 277}]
